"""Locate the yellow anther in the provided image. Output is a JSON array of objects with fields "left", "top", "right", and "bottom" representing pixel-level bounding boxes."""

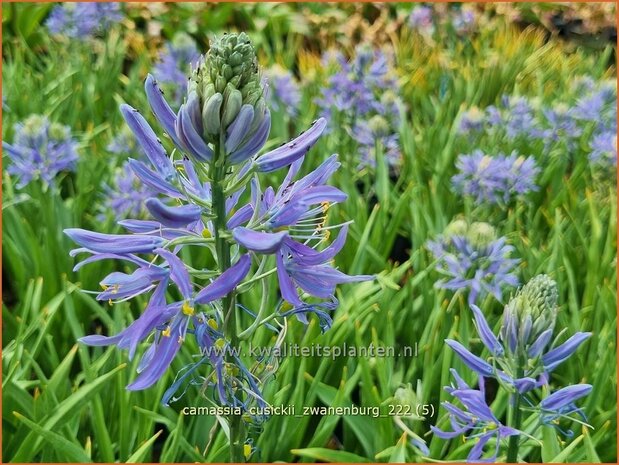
[
  {"left": 321, "top": 201, "right": 330, "bottom": 212},
  {"left": 111, "top": 285, "right": 120, "bottom": 294},
  {"left": 162, "top": 326, "right": 171, "bottom": 337},
  {"left": 243, "top": 444, "right": 252, "bottom": 459},
  {"left": 207, "top": 318, "right": 218, "bottom": 330},
  {"left": 280, "top": 301, "right": 294, "bottom": 312},
  {"left": 182, "top": 301, "right": 195, "bottom": 316},
  {"left": 202, "top": 229, "right": 212, "bottom": 239},
  {"left": 215, "top": 338, "right": 225, "bottom": 349},
  {"left": 100, "top": 284, "right": 108, "bottom": 291}
]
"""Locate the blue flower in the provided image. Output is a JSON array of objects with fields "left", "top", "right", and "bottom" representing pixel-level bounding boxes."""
[
  {"left": 431, "top": 370, "right": 520, "bottom": 462},
  {"left": 102, "top": 161, "right": 157, "bottom": 219},
  {"left": 79, "top": 252, "right": 251, "bottom": 390},
  {"left": 427, "top": 220, "right": 519, "bottom": 305},
  {"left": 589, "top": 130, "right": 617, "bottom": 167},
  {"left": 452, "top": 150, "right": 539, "bottom": 205},
  {"left": 444, "top": 275, "right": 591, "bottom": 388},
  {"left": 540, "top": 384, "right": 592, "bottom": 424},
  {"left": 409, "top": 6, "right": 434, "bottom": 35},
  {"left": 316, "top": 44, "right": 399, "bottom": 129},
  {"left": 3, "top": 115, "right": 79, "bottom": 188},
  {"left": 46, "top": 3, "right": 123, "bottom": 39},
  {"left": 265, "top": 66, "right": 301, "bottom": 117},
  {"left": 351, "top": 114, "right": 401, "bottom": 168}
]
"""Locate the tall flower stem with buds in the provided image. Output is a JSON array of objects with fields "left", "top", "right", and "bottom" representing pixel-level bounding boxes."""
[
  {"left": 212, "top": 140, "right": 244, "bottom": 462},
  {"left": 64, "top": 31, "right": 372, "bottom": 463},
  {"left": 506, "top": 356, "right": 525, "bottom": 462}
]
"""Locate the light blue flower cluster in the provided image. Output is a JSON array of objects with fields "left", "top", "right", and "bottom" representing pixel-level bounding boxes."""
[
  {"left": 316, "top": 45, "right": 402, "bottom": 167},
  {"left": 65, "top": 33, "right": 371, "bottom": 431},
  {"left": 264, "top": 65, "right": 301, "bottom": 118},
  {"left": 3, "top": 114, "right": 79, "bottom": 188},
  {"left": 433, "top": 275, "right": 592, "bottom": 462},
  {"left": 427, "top": 219, "right": 519, "bottom": 305},
  {"left": 451, "top": 150, "right": 540, "bottom": 205},
  {"left": 101, "top": 161, "right": 156, "bottom": 220},
  {"left": 408, "top": 5, "right": 478, "bottom": 37},
  {"left": 46, "top": 2, "right": 123, "bottom": 39},
  {"left": 153, "top": 33, "right": 200, "bottom": 108},
  {"left": 458, "top": 80, "right": 617, "bottom": 168}
]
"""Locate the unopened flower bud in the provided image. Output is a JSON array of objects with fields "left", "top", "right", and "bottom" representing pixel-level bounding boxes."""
[
  {"left": 444, "top": 218, "right": 468, "bottom": 238},
  {"left": 183, "top": 32, "right": 270, "bottom": 163},
  {"left": 467, "top": 222, "right": 497, "bottom": 248},
  {"left": 501, "top": 274, "right": 558, "bottom": 358}
]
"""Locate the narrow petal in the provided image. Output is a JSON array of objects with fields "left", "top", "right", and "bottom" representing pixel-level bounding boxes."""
[
  {"left": 470, "top": 304, "right": 504, "bottom": 356},
  {"left": 445, "top": 339, "right": 494, "bottom": 377},
  {"left": 451, "top": 389, "right": 497, "bottom": 423},
  {"left": 542, "top": 332, "right": 592, "bottom": 371},
  {"left": 541, "top": 384, "right": 592, "bottom": 411},
  {"left": 528, "top": 328, "right": 553, "bottom": 358},
  {"left": 229, "top": 111, "right": 271, "bottom": 164},
  {"left": 155, "top": 249, "right": 192, "bottom": 299},
  {"left": 128, "top": 159, "right": 181, "bottom": 198},
  {"left": 64, "top": 228, "right": 165, "bottom": 254},
  {"left": 145, "top": 198, "right": 202, "bottom": 228},
  {"left": 255, "top": 118, "right": 327, "bottom": 172},
  {"left": 126, "top": 320, "right": 183, "bottom": 391},
  {"left": 194, "top": 254, "right": 251, "bottom": 303},
  {"left": 232, "top": 227, "right": 288, "bottom": 254},
  {"left": 120, "top": 104, "right": 174, "bottom": 179},
  {"left": 467, "top": 432, "right": 493, "bottom": 462},
  {"left": 175, "top": 103, "right": 213, "bottom": 161},
  {"left": 225, "top": 104, "right": 255, "bottom": 154},
  {"left": 276, "top": 251, "right": 302, "bottom": 305},
  {"left": 285, "top": 225, "right": 348, "bottom": 266},
  {"left": 227, "top": 204, "right": 254, "bottom": 229},
  {"left": 144, "top": 74, "right": 182, "bottom": 147}
]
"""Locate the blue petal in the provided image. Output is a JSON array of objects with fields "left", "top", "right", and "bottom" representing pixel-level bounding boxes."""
[
  {"left": 233, "top": 227, "right": 288, "bottom": 254},
  {"left": 144, "top": 74, "right": 182, "bottom": 147},
  {"left": 255, "top": 118, "right": 327, "bottom": 172},
  {"left": 194, "top": 254, "right": 251, "bottom": 304},
  {"left": 225, "top": 104, "right": 255, "bottom": 154},
  {"left": 470, "top": 304, "right": 504, "bottom": 356},
  {"left": 541, "top": 384, "right": 592, "bottom": 411},
  {"left": 65, "top": 228, "right": 165, "bottom": 254},
  {"left": 127, "top": 319, "right": 182, "bottom": 391},
  {"left": 145, "top": 198, "right": 202, "bottom": 228},
  {"left": 542, "top": 332, "right": 592, "bottom": 371},
  {"left": 445, "top": 339, "right": 494, "bottom": 377},
  {"left": 120, "top": 104, "right": 174, "bottom": 180}
]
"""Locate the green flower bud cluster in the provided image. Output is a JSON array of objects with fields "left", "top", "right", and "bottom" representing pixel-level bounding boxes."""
[
  {"left": 443, "top": 219, "right": 497, "bottom": 249},
  {"left": 191, "top": 32, "right": 266, "bottom": 141},
  {"left": 501, "top": 274, "right": 558, "bottom": 356}
]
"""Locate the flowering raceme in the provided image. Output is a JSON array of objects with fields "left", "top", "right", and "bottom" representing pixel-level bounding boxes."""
[
  {"left": 427, "top": 219, "right": 519, "bottom": 305},
  {"left": 65, "top": 32, "right": 371, "bottom": 461},
  {"left": 452, "top": 150, "right": 540, "bottom": 205},
  {"left": 46, "top": 2, "right": 123, "bottom": 39},
  {"left": 265, "top": 65, "right": 301, "bottom": 117},
  {"left": 316, "top": 44, "right": 402, "bottom": 167},
  {"left": 434, "top": 275, "right": 592, "bottom": 462},
  {"left": 3, "top": 114, "right": 79, "bottom": 188}
]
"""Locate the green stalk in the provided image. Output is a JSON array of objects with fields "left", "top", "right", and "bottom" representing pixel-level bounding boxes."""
[
  {"left": 506, "top": 356, "right": 525, "bottom": 463},
  {"left": 212, "top": 141, "right": 245, "bottom": 463}
]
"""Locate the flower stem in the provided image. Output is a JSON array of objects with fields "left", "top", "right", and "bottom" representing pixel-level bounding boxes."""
[
  {"left": 506, "top": 356, "right": 525, "bottom": 463},
  {"left": 212, "top": 141, "right": 245, "bottom": 463}
]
